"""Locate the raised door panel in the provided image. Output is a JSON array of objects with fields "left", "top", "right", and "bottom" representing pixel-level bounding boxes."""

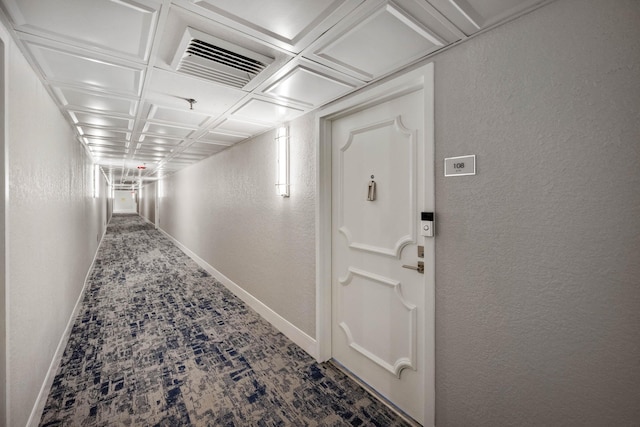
[
  {"left": 338, "top": 116, "right": 416, "bottom": 257},
  {"left": 337, "top": 268, "right": 416, "bottom": 377}
]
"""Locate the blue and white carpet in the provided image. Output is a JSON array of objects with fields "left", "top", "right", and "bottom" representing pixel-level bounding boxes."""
[{"left": 39, "top": 214, "right": 410, "bottom": 426}]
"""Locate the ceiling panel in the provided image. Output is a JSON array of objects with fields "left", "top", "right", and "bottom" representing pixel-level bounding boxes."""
[
  {"left": 213, "top": 118, "right": 272, "bottom": 136},
  {"left": 70, "top": 112, "right": 133, "bottom": 129},
  {"left": 258, "top": 59, "right": 364, "bottom": 108},
  {"left": 98, "top": 157, "right": 126, "bottom": 164},
  {"left": 134, "top": 147, "right": 168, "bottom": 155},
  {"left": 231, "top": 97, "right": 306, "bottom": 124},
  {"left": 89, "top": 146, "right": 128, "bottom": 154},
  {"left": 183, "top": 0, "right": 364, "bottom": 52},
  {"left": 134, "top": 157, "right": 165, "bottom": 164},
  {"left": 85, "top": 140, "right": 126, "bottom": 149},
  {"left": 2, "top": 0, "right": 159, "bottom": 61},
  {"left": 137, "top": 143, "right": 173, "bottom": 152},
  {"left": 147, "top": 104, "right": 211, "bottom": 127},
  {"left": 146, "top": 68, "right": 247, "bottom": 117},
  {"left": 141, "top": 123, "right": 195, "bottom": 138},
  {"left": 78, "top": 128, "right": 130, "bottom": 140},
  {"left": 139, "top": 136, "right": 184, "bottom": 146},
  {"left": 426, "top": 0, "right": 546, "bottom": 35},
  {"left": 24, "top": 41, "right": 144, "bottom": 95},
  {"left": 53, "top": 87, "right": 138, "bottom": 116},
  {"left": 134, "top": 151, "right": 165, "bottom": 160},
  {"left": 303, "top": 1, "right": 450, "bottom": 81}
]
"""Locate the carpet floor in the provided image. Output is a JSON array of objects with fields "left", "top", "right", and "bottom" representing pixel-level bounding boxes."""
[{"left": 38, "top": 214, "right": 410, "bottom": 426}]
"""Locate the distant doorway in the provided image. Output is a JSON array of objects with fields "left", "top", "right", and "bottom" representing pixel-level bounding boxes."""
[{"left": 113, "top": 189, "right": 137, "bottom": 213}]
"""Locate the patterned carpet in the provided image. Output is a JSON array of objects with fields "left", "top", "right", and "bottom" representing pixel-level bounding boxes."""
[{"left": 39, "top": 214, "right": 410, "bottom": 426}]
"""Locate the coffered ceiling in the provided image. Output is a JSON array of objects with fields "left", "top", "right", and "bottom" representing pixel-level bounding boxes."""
[{"left": 0, "top": 0, "right": 548, "bottom": 188}]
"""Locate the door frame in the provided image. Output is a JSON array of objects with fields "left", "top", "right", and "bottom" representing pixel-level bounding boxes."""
[{"left": 315, "top": 62, "right": 435, "bottom": 425}]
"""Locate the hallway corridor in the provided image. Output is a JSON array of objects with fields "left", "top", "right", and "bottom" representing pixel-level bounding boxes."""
[{"left": 38, "top": 215, "right": 409, "bottom": 426}]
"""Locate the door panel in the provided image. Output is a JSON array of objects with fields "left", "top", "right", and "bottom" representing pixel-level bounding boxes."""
[
  {"left": 337, "top": 267, "right": 417, "bottom": 377},
  {"left": 331, "top": 89, "right": 427, "bottom": 424},
  {"left": 338, "top": 116, "right": 416, "bottom": 257}
]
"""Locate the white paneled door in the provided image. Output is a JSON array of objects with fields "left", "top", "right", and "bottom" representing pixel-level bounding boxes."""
[{"left": 331, "top": 87, "right": 431, "bottom": 425}]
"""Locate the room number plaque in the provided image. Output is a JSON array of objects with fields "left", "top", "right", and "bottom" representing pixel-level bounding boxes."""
[{"left": 444, "top": 155, "right": 476, "bottom": 177}]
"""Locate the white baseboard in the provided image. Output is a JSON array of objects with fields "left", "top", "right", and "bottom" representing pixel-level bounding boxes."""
[
  {"left": 158, "top": 228, "right": 318, "bottom": 359},
  {"left": 27, "top": 227, "right": 108, "bottom": 427}
]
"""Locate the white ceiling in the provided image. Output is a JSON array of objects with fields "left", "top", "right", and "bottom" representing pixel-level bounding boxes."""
[{"left": 0, "top": 0, "right": 547, "bottom": 188}]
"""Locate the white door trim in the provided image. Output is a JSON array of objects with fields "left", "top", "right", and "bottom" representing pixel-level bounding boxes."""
[{"left": 315, "top": 62, "right": 435, "bottom": 426}]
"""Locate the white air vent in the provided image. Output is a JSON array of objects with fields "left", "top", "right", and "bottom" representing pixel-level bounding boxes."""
[{"left": 171, "top": 28, "right": 274, "bottom": 89}]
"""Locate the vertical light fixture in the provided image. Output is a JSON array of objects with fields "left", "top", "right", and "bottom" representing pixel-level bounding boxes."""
[
  {"left": 93, "top": 164, "right": 100, "bottom": 198},
  {"left": 157, "top": 179, "right": 163, "bottom": 199},
  {"left": 275, "top": 125, "right": 290, "bottom": 197}
]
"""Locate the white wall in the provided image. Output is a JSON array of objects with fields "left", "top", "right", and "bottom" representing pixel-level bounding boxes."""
[
  {"left": 1, "top": 20, "right": 108, "bottom": 427},
  {"left": 429, "top": 0, "right": 640, "bottom": 424},
  {"left": 159, "top": 113, "right": 316, "bottom": 338},
  {"left": 0, "top": 31, "right": 6, "bottom": 427},
  {"left": 139, "top": 182, "right": 156, "bottom": 225}
]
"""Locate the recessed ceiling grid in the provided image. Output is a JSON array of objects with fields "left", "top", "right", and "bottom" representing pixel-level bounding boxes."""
[{"left": 0, "top": 0, "right": 550, "bottom": 186}]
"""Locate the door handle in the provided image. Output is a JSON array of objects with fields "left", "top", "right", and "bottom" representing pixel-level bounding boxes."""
[
  {"left": 367, "top": 180, "right": 376, "bottom": 201},
  {"left": 402, "top": 261, "right": 424, "bottom": 274}
]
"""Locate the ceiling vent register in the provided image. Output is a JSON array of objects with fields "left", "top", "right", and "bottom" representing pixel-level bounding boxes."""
[{"left": 172, "top": 28, "right": 273, "bottom": 89}]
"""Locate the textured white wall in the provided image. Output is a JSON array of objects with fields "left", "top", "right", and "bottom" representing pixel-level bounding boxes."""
[
  {"left": 0, "top": 30, "right": 6, "bottom": 427},
  {"left": 3, "top": 22, "right": 107, "bottom": 426},
  {"left": 430, "top": 0, "right": 640, "bottom": 425},
  {"left": 139, "top": 182, "right": 156, "bottom": 225},
  {"left": 159, "top": 113, "right": 316, "bottom": 336}
]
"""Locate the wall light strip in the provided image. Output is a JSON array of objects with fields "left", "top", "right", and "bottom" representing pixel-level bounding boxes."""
[
  {"left": 93, "top": 164, "right": 100, "bottom": 198},
  {"left": 275, "top": 125, "right": 290, "bottom": 197}
]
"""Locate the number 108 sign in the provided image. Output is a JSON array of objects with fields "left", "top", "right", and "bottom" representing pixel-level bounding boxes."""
[{"left": 444, "top": 155, "right": 476, "bottom": 177}]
